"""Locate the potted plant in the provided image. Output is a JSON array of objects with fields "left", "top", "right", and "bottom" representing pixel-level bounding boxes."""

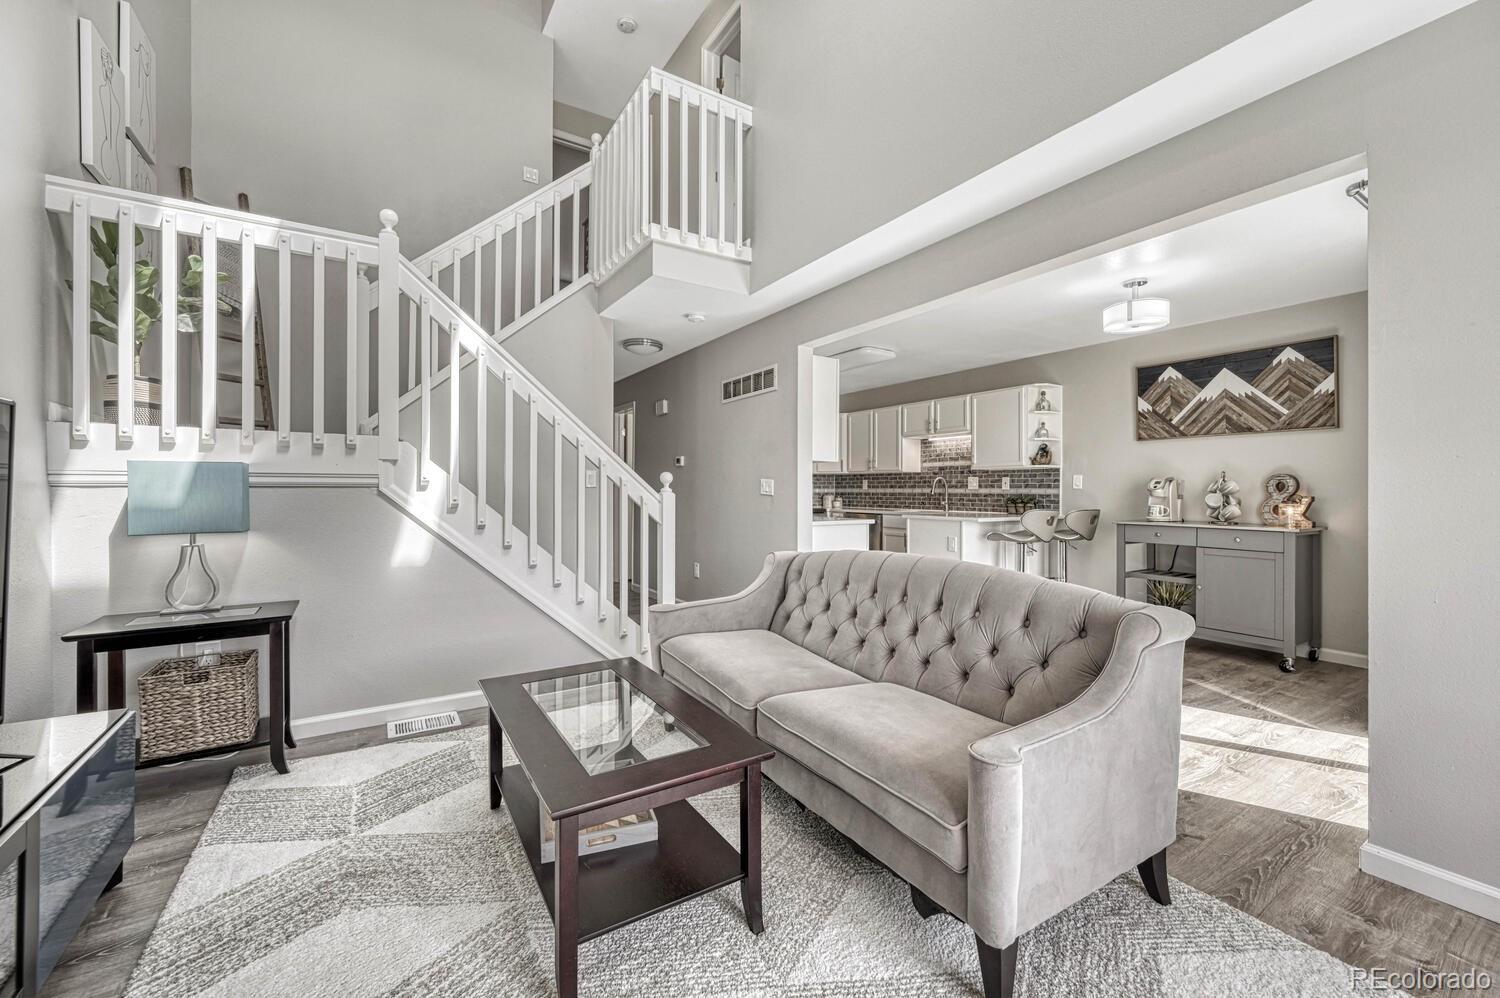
[
  {"left": 77, "top": 220, "right": 231, "bottom": 426},
  {"left": 1146, "top": 579, "right": 1196, "bottom": 614}
]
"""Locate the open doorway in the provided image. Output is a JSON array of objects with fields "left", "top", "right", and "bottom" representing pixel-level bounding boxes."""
[
  {"left": 613, "top": 401, "right": 636, "bottom": 467},
  {"left": 701, "top": 3, "right": 742, "bottom": 100}
]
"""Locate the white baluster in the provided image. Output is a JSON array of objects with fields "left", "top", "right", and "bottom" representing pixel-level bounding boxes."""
[
  {"left": 512, "top": 211, "right": 523, "bottom": 326},
  {"left": 277, "top": 232, "right": 291, "bottom": 445},
  {"left": 678, "top": 91, "right": 688, "bottom": 241},
  {"left": 552, "top": 190, "right": 562, "bottom": 298},
  {"left": 503, "top": 370, "right": 514, "bottom": 549},
  {"left": 343, "top": 255, "right": 358, "bottom": 449},
  {"left": 357, "top": 265, "right": 372, "bottom": 438},
  {"left": 70, "top": 197, "right": 90, "bottom": 439},
  {"left": 576, "top": 443, "right": 587, "bottom": 605},
  {"left": 598, "top": 474, "right": 609, "bottom": 622},
  {"left": 473, "top": 233, "right": 483, "bottom": 328},
  {"left": 475, "top": 347, "right": 487, "bottom": 530},
  {"left": 240, "top": 224, "right": 255, "bottom": 444},
  {"left": 735, "top": 110, "right": 746, "bottom": 250},
  {"left": 160, "top": 212, "right": 178, "bottom": 442},
  {"left": 493, "top": 220, "right": 505, "bottom": 330},
  {"left": 406, "top": 299, "right": 416, "bottom": 393},
  {"left": 618, "top": 483, "right": 629, "bottom": 638},
  {"left": 641, "top": 83, "right": 652, "bottom": 240},
  {"left": 638, "top": 494, "right": 650, "bottom": 653},
  {"left": 624, "top": 98, "right": 635, "bottom": 250},
  {"left": 588, "top": 134, "right": 601, "bottom": 279},
  {"left": 312, "top": 239, "right": 325, "bottom": 447},
  {"left": 697, "top": 96, "right": 708, "bottom": 246},
  {"left": 376, "top": 209, "right": 400, "bottom": 460},
  {"left": 658, "top": 82, "right": 668, "bottom": 233},
  {"left": 528, "top": 393, "right": 539, "bottom": 568},
  {"left": 452, "top": 245, "right": 462, "bottom": 316},
  {"left": 659, "top": 472, "right": 676, "bottom": 604},
  {"left": 448, "top": 321, "right": 461, "bottom": 512},
  {"left": 553, "top": 416, "right": 563, "bottom": 588},
  {"left": 532, "top": 201, "right": 542, "bottom": 312},
  {"left": 116, "top": 204, "right": 136, "bottom": 441},
  {"left": 201, "top": 221, "right": 218, "bottom": 445},
  {"left": 418, "top": 294, "right": 431, "bottom": 487},
  {"left": 570, "top": 180, "right": 581, "bottom": 287}
]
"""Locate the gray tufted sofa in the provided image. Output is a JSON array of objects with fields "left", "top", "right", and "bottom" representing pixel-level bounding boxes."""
[{"left": 649, "top": 550, "right": 1195, "bottom": 998}]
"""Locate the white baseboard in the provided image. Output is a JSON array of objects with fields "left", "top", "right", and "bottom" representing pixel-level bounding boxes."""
[
  {"left": 1360, "top": 842, "right": 1500, "bottom": 923},
  {"left": 1300, "top": 644, "right": 1368, "bottom": 668},
  {"left": 293, "top": 689, "right": 488, "bottom": 740}
]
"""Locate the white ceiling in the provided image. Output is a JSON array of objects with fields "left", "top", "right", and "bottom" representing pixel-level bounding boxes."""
[
  {"left": 823, "top": 172, "right": 1369, "bottom": 393},
  {"left": 546, "top": 0, "right": 710, "bottom": 118}
]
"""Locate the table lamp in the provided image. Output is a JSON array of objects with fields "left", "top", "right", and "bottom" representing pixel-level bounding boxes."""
[{"left": 127, "top": 461, "right": 249, "bottom": 612}]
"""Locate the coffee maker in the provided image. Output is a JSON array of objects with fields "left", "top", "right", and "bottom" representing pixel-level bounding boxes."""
[{"left": 1146, "top": 478, "right": 1184, "bottom": 521}]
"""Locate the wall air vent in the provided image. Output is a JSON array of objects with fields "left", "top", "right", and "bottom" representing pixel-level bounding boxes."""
[
  {"left": 721, "top": 365, "right": 778, "bottom": 403},
  {"left": 386, "top": 711, "right": 461, "bottom": 739}
]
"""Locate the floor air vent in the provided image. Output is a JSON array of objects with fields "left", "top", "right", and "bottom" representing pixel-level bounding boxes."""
[{"left": 386, "top": 711, "right": 461, "bottom": 739}]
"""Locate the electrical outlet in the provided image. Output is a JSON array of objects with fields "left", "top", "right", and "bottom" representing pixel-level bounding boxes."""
[
  {"left": 195, "top": 640, "right": 222, "bottom": 655},
  {"left": 1001, "top": 476, "right": 1011, "bottom": 490},
  {"left": 967, "top": 476, "right": 979, "bottom": 490},
  {"left": 585, "top": 469, "right": 597, "bottom": 488},
  {"left": 693, "top": 562, "right": 701, "bottom": 579},
  {"left": 759, "top": 478, "right": 775, "bottom": 496},
  {"left": 522, "top": 166, "right": 540, "bottom": 183},
  {"left": 1073, "top": 474, "right": 1084, "bottom": 490},
  {"left": 861, "top": 480, "right": 869, "bottom": 490}
]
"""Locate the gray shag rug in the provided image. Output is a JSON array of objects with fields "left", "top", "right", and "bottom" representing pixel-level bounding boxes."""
[{"left": 126, "top": 726, "right": 1394, "bottom": 997}]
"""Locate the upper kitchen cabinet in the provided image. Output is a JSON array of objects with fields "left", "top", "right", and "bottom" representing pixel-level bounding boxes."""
[
  {"left": 847, "top": 411, "right": 873, "bottom": 471},
  {"left": 810, "top": 355, "right": 842, "bottom": 464},
  {"left": 814, "top": 413, "right": 849, "bottom": 473},
  {"left": 900, "top": 395, "right": 972, "bottom": 437},
  {"left": 971, "top": 384, "right": 1062, "bottom": 468},
  {"left": 872, "top": 406, "right": 921, "bottom": 471}
]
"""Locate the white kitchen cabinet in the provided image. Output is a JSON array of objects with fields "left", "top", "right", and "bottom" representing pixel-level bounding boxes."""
[
  {"left": 814, "top": 413, "right": 848, "bottom": 473},
  {"left": 971, "top": 388, "right": 1025, "bottom": 468},
  {"left": 847, "top": 411, "right": 874, "bottom": 472},
  {"left": 900, "top": 401, "right": 931, "bottom": 438},
  {"left": 810, "top": 355, "right": 842, "bottom": 463},
  {"left": 872, "top": 406, "right": 921, "bottom": 472},
  {"left": 933, "top": 395, "right": 971, "bottom": 435}
]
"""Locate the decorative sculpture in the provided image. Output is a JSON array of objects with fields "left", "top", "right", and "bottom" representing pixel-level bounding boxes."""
[
  {"left": 1034, "top": 390, "right": 1053, "bottom": 412},
  {"left": 1258, "top": 472, "right": 1317, "bottom": 528},
  {"left": 1030, "top": 443, "right": 1052, "bottom": 466},
  {"left": 1204, "top": 471, "right": 1242, "bottom": 523}
]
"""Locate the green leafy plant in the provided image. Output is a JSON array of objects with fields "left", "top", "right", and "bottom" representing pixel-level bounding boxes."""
[
  {"left": 1146, "top": 579, "right": 1196, "bottom": 611},
  {"left": 71, "top": 220, "right": 235, "bottom": 367}
]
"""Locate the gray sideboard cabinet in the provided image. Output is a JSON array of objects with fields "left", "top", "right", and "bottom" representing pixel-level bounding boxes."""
[{"left": 1116, "top": 519, "right": 1323, "bottom": 673}]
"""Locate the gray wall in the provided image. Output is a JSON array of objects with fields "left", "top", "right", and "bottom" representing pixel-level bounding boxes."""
[
  {"left": 664, "top": 0, "right": 735, "bottom": 83},
  {"left": 190, "top": 0, "right": 554, "bottom": 257},
  {"left": 553, "top": 100, "right": 612, "bottom": 143},
  {"left": 741, "top": 0, "right": 1304, "bottom": 288},
  {"left": 618, "top": 2, "right": 1500, "bottom": 893},
  {"left": 843, "top": 294, "right": 1369, "bottom": 657},
  {"left": 49, "top": 485, "right": 598, "bottom": 719},
  {"left": 2, "top": 0, "right": 191, "bottom": 720}
]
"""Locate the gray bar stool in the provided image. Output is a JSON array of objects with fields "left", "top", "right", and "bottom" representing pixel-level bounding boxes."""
[
  {"left": 987, "top": 509, "right": 1057, "bottom": 573},
  {"left": 1052, "top": 508, "right": 1101, "bottom": 583}
]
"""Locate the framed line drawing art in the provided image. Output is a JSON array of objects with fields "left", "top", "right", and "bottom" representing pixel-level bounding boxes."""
[
  {"left": 79, "top": 18, "right": 128, "bottom": 186},
  {"left": 120, "top": 2, "right": 157, "bottom": 163}
]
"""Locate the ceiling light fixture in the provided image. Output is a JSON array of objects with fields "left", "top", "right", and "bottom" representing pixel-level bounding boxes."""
[
  {"left": 621, "top": 337, "right": 663, "bottom": 355},
  {"left": 682, "top": 311, "right": 707, "bottom": 323},
  {"left": 831, "top": 346, "right": 897, "bottom": 371},
  {"left": 1102, "top": 278, "right": 1170, "bottom": 334},
  {"left": 617, "top": 16, "right": 638, "bottom": 34}
]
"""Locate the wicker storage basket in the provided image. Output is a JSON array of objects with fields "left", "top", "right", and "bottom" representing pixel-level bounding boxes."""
[{"left": 138, "top": 651, "right": 259, "bottom": 761}]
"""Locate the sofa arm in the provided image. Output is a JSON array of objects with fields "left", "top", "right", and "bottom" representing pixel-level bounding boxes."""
[
  {"left": 965, "top": 604, "right": 1194, "bottom": 949},
  {"left": 648, "top": 552, "right": 797, "bottom": 665}
]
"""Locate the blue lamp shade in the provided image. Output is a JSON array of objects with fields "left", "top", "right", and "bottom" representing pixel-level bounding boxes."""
[{"left": 127, "top": 462, "right": 249, "bottom": 537}]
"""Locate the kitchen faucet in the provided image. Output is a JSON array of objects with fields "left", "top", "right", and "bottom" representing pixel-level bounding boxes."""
[{"left": 931, "top": 475, "right": 950, "bottom": 515}]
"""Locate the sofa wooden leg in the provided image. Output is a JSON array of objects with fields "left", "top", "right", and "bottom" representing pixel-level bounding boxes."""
[
  {"left": 1137, "top": 847, "right": 1171, "bottom": 905},
  {"left": 910, "top": 885, "right": 944, "bottom": 920},
  {"left": 974, "top": 935, "right": 1017, "bottom": 998}
]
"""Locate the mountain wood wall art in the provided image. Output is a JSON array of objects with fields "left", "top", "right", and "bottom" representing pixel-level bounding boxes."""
[{"left": 1136, "top": 335, "right": 1338, "bottom": 440}]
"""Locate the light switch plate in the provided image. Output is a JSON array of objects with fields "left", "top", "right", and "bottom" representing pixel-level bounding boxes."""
[
  {"left": 967, "top": 476, "right": 979, "bottom": 490},
  {"left": 693, "top": 562, "right": 701, "bottom": 579},
  {"left": 946, "top": 537, "right": 957, "bottom": 552},
  {"left": 1073, "top": 474, "right": 1084, "bottom": 489},
  {"left": 655, "top": 399, "right": 670, "bottom": 416},
  {"left": 674, "top": 456, "right": 686, "bottom": 467},
  {"left": 585, "top": 469, "right": 598, "bottom": 488},
  {"left": 759, "top": 478, "right": 775, "bottom": 496},
  {"left": 522, "top": 166, "right": 540, "bottom": 183}
]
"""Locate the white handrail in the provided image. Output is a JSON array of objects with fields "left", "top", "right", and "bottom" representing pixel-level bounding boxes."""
[{"left": 407, "top": 163, "right": 592, "bottom": 274}]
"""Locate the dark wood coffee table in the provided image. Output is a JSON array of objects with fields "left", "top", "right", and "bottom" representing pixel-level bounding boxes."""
[{"left": 480, "top": 658, "right": 774, "bottom": 998}]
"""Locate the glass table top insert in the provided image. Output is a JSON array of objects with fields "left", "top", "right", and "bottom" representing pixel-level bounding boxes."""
[{"left": 523, "top": 668, "right": 707, "bottom": 775}]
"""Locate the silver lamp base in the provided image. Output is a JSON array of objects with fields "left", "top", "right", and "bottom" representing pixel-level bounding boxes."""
[{"left": 162, "top": 533, "right": 222, "bottom": 612}]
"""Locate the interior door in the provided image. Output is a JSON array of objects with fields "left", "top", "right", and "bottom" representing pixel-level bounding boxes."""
[
  {"left": 847, "top": 411, "right": 873, "bottom": 472},
  {"left": 971, "top": 388, "right": 1023, "bottom": 467},
  {"left": 720, "top": 54, "right": 741, "bottom": 100}
]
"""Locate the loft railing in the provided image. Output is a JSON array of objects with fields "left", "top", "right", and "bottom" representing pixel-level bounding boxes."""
[
  {"left": 45, "top": 177, "right": 674, "bottom": 652},
  {"left": 591, "top": 67, "right": 753, "bottom": 284}
]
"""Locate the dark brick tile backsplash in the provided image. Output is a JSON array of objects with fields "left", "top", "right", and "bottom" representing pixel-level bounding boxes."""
[{"left": 814, "top": 437, "right": 1059, "bottom": 514}]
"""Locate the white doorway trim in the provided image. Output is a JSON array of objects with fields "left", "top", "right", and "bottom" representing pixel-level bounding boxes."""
[
  {"left": 613, "top": 401, "right": 636, "bottom": 467},
  {"left": 553, "top": 128, "right": 592, "bottom": 152},
  {"left": 700, "top": 2, "right": 742, "bottom": 93}
]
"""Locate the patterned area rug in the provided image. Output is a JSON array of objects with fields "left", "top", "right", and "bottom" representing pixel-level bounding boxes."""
[{"left": 126, "top": 727, "right": 1394, "bottom": 997}]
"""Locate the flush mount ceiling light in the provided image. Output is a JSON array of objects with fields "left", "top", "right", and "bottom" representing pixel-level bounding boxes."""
[
  {"left": 621, "top": 337, "right": 663, "bottom": 355},
  {"left": 831, "top": 345, "right": 897, "bottom": 371},
  {"left": 1102, "top": 278, "right": 1171, "bottom": 334},
  {"left": 617, "top": 16, "right": 638, "bottom": 33},
  {"left": 683, "top": 311, "right": 707, "bottom": 323}
]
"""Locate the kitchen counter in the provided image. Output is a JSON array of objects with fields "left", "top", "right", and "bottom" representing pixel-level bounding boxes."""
[
  {"left": 1116, "top": 518, "right": 1324, "bottom": 533},
  {"left": 811, "top": 516, "right": 876, "bottom": 525},
  {"left": 902, "top": 511, "right": 1020, "bottom": 523}
]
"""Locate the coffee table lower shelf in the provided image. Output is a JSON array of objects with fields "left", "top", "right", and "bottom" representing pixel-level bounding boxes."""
[{"left": 498, "top": 763, "right": 744, "bottom": 942}]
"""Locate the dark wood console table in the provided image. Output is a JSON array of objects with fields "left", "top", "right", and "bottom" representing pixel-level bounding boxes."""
[{"left": 60, "top": 601, "right": 298, "bottom": 773}]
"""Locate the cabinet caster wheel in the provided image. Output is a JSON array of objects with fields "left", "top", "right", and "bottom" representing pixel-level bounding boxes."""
[
  {"left": 1278, "top": 657, "right": 1297, "bottom": 673},
  {"left": 1307, "top": 648, "right": 1320, "bottom": 662}
]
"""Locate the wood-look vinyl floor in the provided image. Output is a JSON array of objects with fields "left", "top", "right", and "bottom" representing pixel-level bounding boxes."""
[{"left": 43, "top": 649, "right": 1499, "bottom": 997}]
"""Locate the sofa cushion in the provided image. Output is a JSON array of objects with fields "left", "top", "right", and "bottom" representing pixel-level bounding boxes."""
[
  {"left": 659, "top": 630, "right": 867, "bottom": 734},
  {"left": 769, "top": 550, "right": 1142, "bottom": 725},
  {"left": 757, "top": 683, "right": 1008, "bottom": 873}
]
